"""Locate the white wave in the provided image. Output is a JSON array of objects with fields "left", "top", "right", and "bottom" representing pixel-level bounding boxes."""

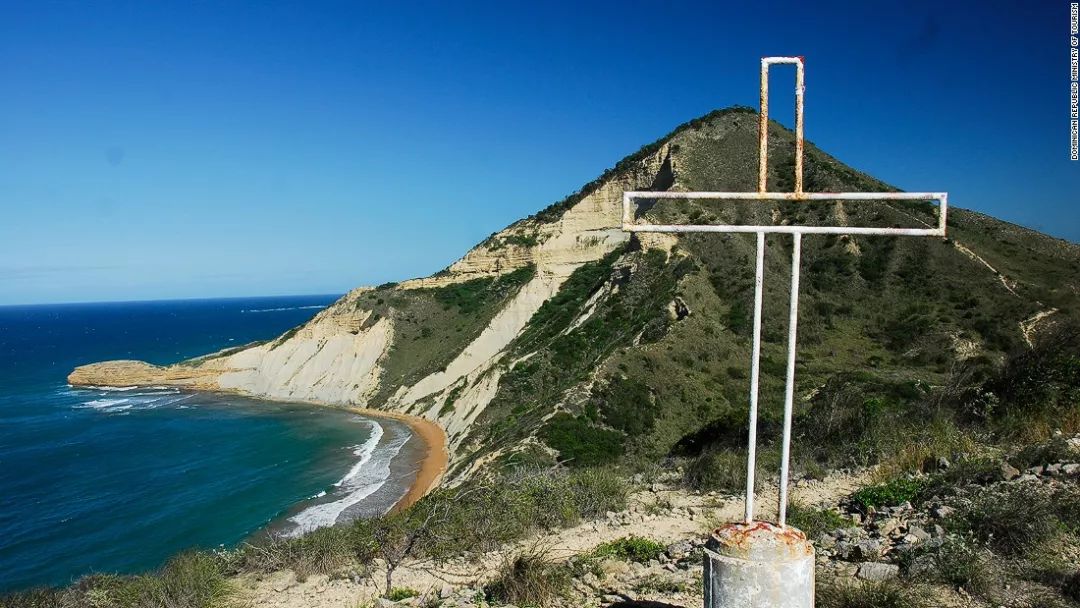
[
  {"left": 241, "top": 305, "right": 327, "bottom": 314},
  {"left": 286, "top": 421, "right": 409, "bottom": 535},
  {"left": 76, "top": 398, "right": 131, "bottom": 410},
  {"left": 333, "top": 423, "right": 384, "bottom": 488},
  {"left": 73, "top": 392, "right": 194, "bottom": 413}
]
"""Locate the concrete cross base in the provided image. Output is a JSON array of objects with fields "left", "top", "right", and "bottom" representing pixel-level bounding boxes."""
[{"left": 703, "top": 522, "right": 815, "bottom": 608}]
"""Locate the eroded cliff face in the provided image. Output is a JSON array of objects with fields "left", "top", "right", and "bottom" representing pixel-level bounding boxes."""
[{"left": 68, "top": 141, "right": 677, "bottom": 465}]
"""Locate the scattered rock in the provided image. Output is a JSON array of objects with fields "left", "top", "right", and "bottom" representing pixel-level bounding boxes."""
[
  {"left": 668, "top": 297, "right": 691, "bottom": 320},
  {"left": 836, "top": 538, "right": 884, "bottom": 561},
  {"left": 856, "top": 562, "right": 899, "bottom": 581},
  {"left": 876, "top": 517, "right": 902, "bottom": 537},
  {"left": 907, "top": 525, "right": 931, "bottom": 543},
  {"left": 907, "top": 554, "right": 936, "bottom": 577},
  {"left": 932, "top": 505, "right": 955, "bottom": 519},
  {"left": 1000, "top": 462, "right": 1021, "bottom": 481},
  {"left": 835, "top": 527, "right": 864, "bottom": 540},
  {"left": 666, "top": 540, "right": 693, "bottom": 559},
  {"left": 857, "top": 539, "right": 885, "bottom": 560}
]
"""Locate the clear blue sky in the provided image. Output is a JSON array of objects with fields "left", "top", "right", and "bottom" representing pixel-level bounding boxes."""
[{"left": 0, "top": 1, "right": 1074, "bottom": 305}]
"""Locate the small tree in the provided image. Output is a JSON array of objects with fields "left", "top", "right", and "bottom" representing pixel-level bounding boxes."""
[{"left": 362, "top": 487, "right": 475, "bottom": 596}]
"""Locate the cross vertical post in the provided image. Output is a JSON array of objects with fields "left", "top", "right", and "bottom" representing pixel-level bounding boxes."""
[
  {"left": 743, "top": 231, "right": 765, "bottom": 524},
  {"left": 622, "top": 56, "right": 947, "bottom": 608}
]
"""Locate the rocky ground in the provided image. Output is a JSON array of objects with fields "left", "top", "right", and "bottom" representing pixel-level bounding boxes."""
[
  {"left": 234, "top": 435, "right": 1080, "bottom": 608},
  {"left": 234, "top": 470, "right": 871, "bottom": 608}
]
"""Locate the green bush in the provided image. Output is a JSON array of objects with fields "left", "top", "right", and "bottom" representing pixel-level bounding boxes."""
[
  {"left": 591, "top": 375, "right": 655, "bottom": 437},
  {"left": 102, "top": 552, "right": 235, "bottom": 608},
  {"left": 497, "top": 445, "right": 558, "bottom": 473},
  {"left": 404, "top": 467, "right": 628, "bottom": 559},
  {"left": 953, "top": 321, "right": 1080, "bottom": 435},
  {"left": 786, "top": 502, "right": 848, "bottom": 539},
  {"left": 590, "top": 536, "right": 666, "bottom": 563},
  {"left": 565, "top": 468, "right": 629, "bottom": 519},
  {"left": 238, "top": 526, "right": 351, "bottom": 579},
  {"left": 915, "top": 455, "right": 1000, "bottom": 500},
  {"left": 850, "top": 478, "right": 925, "bottom": 511},
  {"left": 425, "top": 265, "right": 535, "bottom": 315},
  {"left": 386, "top": 587, "right": 419, "bottom": 601},
  {"left": 540, "top": 413, "right": 624, "bottom": 467}
]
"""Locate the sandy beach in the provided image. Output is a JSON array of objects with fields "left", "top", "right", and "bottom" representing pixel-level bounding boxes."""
[{"left": 344, "top": 407, "right": 448, "bottom": 511}]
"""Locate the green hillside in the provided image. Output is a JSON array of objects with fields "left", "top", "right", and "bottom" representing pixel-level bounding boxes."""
[{"left": 444, "top": 108, "right": 1080, "bottom": 485}]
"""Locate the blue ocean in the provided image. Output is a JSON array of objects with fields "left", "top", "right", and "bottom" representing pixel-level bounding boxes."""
[{"left": 0, "top": 296, "right": 417, "bottom": 592}]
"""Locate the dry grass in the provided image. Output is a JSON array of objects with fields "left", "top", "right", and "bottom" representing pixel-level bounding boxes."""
[{"left": 484, "top": 549, "right": 571, "bottom": 608}]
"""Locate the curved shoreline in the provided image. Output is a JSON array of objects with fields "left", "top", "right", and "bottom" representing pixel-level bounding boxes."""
[
  {"left": 188, "top": 396, "right": 450, "bottom": 514},
  {"left": 68, "top": 378, "right": 450, "bottom": 515},
  {"left": 340, "top": 407, "right": 448, "bottom": 512}
]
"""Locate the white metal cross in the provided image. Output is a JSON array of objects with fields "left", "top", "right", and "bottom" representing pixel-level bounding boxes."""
[{"left": 622, "top": 56, "right": 947, "bottom": 527}]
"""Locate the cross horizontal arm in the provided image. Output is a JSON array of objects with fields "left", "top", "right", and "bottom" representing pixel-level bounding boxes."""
[
  {"left": 625, "top": 224, "right": 943, "bottom": 236},
  {"left": 624, "top": 191, "right": 947, "bottom": 200},
  {"left": 622, "top": 191, "right": 948, "bottom": 237}
]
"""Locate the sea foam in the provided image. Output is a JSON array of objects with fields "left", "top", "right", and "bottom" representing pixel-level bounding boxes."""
[
  {"left": 73, "top": 389, "right": 193, "bottom": 414},
  {"left": 285, "top": 420, "right": 409, "bottom": 535}
]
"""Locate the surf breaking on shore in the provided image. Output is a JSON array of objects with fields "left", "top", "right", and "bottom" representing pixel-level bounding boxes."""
[
  {"left": 283, "top": 417, "right": 412, "bottom": 536},
  {"left": 65, "top": 382, "right": 450, "bottom": 538}
]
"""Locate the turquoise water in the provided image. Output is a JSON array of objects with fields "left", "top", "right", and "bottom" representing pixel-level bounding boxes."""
[{"left": 0, "top": 297, "right": 414, "bottom": 591}]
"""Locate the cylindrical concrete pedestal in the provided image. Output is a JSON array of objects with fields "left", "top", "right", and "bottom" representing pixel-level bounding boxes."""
[{"left": 703, "top": 522, "right": 815, "bottom": 608}]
